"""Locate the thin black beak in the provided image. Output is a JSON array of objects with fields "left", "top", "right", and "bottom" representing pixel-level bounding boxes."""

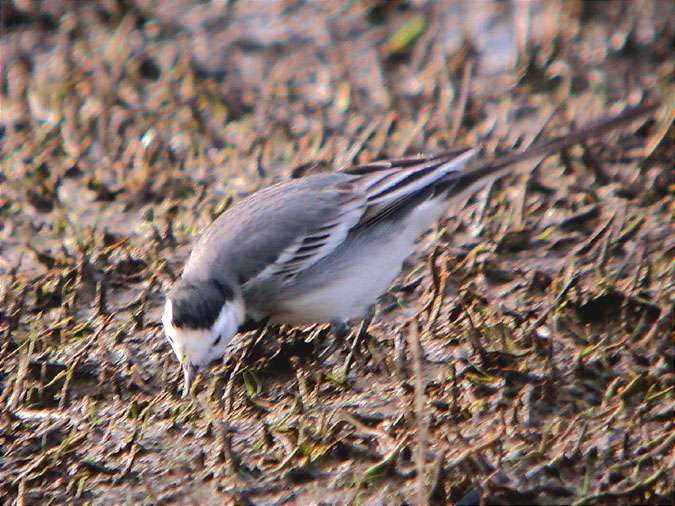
[{"left": 182, "top": 363, "right": 197, "bottom": 398}]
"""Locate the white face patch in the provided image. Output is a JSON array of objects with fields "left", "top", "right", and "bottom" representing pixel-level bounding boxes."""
[{"left": 162, "top": 298, "right": 245, "bottom": 369}]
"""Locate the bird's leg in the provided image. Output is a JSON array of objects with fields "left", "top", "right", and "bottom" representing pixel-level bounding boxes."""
[
  {"left": 343, "top": 305, "right": 376, "bottom": 376},
  {"left": 243, "top": 316, "right": 271, "bottom": 360},
  {"left": 333, "top": 321, "right": 350, "bottom": 340},
  {"left": 318, "top": 320, "right": 351, "bottom": 363}
]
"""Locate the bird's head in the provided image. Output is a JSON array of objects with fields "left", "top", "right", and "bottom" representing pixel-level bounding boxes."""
[{"left": 162, "top": 277, "right": 244, "bottom": 397}]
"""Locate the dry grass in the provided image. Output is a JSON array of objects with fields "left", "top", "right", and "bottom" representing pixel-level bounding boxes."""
[{"left": 1, "top": 1, "right": 673, "bottom": 504}]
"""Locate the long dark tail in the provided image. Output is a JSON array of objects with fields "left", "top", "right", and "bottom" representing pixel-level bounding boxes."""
[{"left": 442, "top": 101, "right": 660, "bottom": 196}]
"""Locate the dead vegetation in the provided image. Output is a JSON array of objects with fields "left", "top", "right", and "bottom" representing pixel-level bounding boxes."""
[{"left": 1, "top": 1, "right": 673, "bottom": 504}]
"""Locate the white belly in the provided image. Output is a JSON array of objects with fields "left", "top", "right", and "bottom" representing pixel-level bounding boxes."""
[{"left": 271, "top": 196, "right": 449, "bottom": 324}]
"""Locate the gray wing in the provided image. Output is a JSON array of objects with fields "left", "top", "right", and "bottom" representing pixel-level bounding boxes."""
[
  {"left": 183, "top": 147, "right": 480, "bottom": 289},
  {"left": 182, "top": 172, "right": 356, "bottom": 285}
]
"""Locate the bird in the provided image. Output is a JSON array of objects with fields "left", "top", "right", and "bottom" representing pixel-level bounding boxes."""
[{"left": 162, "top": 103, "right": 658, "bottom": 397}]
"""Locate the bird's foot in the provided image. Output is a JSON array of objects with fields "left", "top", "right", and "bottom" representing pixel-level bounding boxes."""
[{"left": 343, "top": 306, "right": 376, "bottom": 376}]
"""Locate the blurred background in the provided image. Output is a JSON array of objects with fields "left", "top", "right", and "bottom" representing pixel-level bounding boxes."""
[{"left": 1, "top": 1, "right": 673, "bottom": 504}]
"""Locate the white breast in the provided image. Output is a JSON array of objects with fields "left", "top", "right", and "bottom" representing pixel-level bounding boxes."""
[{"left": 271, "top": 196, "right": 449, "bottom": 324}]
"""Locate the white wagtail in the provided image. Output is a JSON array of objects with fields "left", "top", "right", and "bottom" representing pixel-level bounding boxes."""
[{"left": 162, "top": 103, "right": 657, "bottom": 396}]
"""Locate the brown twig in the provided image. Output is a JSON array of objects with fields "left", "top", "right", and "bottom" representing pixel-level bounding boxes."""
[{"left": 407, "top": 320, "right": 428, "bottom": 506}]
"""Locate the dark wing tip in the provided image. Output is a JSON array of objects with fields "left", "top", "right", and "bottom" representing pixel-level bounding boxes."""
[{"left": 343, "top": 146, "right": 476, "bottom": 176}]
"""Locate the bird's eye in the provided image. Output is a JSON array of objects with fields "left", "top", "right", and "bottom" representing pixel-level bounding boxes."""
[{"left": 212, "top": 334, "right": 222, "bottom": 347}]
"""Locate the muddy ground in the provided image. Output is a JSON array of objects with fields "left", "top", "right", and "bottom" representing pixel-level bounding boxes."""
[{"left": 1, "top": 1, "right": 673, "bottom": 505}]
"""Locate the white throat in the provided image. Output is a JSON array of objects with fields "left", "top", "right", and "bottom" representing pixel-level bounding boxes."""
[{"left": 162, "top": 298, "right": 245, "bottom": 369}]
